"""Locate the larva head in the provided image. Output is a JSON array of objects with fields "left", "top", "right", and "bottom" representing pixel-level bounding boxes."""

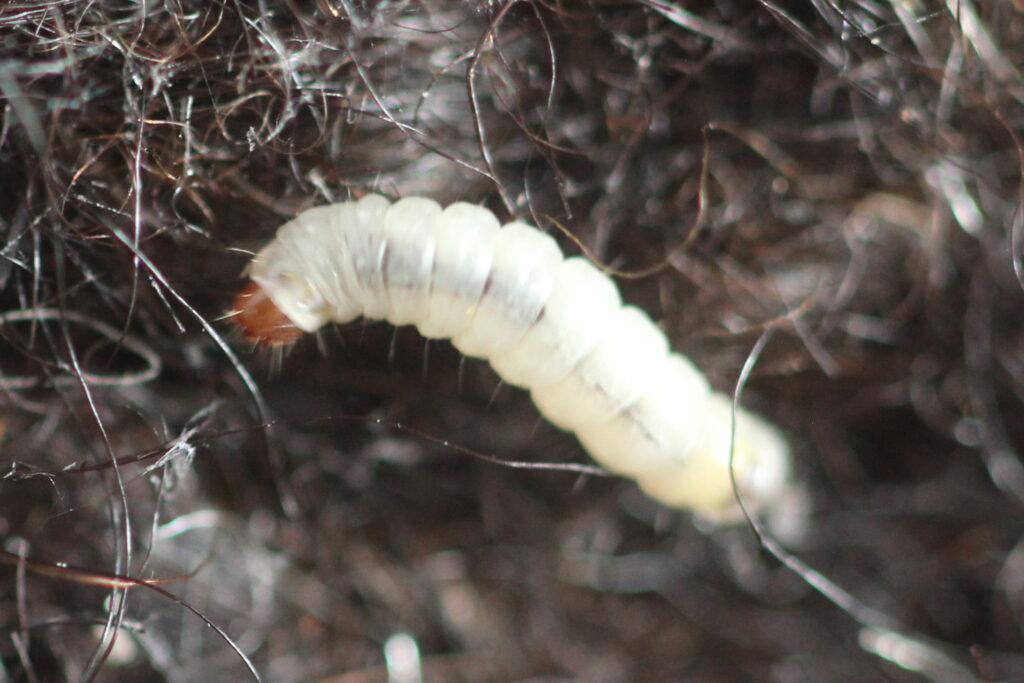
[
  {"left": 237, "top": 233, "right": 342, "bottom": 343},
  {"left": 232, "top": 281, "right": 306, "bottom": 346}
]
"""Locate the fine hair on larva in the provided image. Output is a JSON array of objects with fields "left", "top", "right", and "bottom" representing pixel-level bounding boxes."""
[{"left": 233, "top": 194, "right": 792, "bottom": 523}]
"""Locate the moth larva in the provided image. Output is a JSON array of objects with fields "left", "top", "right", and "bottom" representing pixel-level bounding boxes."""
[{"left": 234, "top": 194, "right": 792, "bottom": 523}]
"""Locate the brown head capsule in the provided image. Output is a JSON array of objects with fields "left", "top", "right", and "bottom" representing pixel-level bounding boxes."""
[{"left": 232, "top": 280, "right": 305, "bottom": 346}]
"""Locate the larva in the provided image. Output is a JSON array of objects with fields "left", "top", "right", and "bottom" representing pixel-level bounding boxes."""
[{"left": 233, "top": 194, "right": 792, "bottom": 523}]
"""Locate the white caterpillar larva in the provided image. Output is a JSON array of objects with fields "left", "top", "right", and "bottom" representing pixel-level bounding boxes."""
[{"left": 233, "top": 194, "right": 792, "bottom": 523}]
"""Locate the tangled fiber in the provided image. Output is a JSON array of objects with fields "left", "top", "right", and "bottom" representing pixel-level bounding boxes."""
[{"left": 1, "top": 1, "right": 1023, "bottom": 681}]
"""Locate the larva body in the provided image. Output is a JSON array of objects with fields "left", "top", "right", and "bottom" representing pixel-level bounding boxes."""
[{"left": 236, "top": 195, "right": 791, "bottom": 523}]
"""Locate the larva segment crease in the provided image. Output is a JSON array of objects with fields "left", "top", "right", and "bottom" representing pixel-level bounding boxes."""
[{"left": 235, "top": 194, "right": 792, "bottom": 523}]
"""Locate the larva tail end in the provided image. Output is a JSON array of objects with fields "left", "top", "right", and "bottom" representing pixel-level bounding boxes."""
[{"left": 232, "top": 281, "right": 305, "bottom": 346}]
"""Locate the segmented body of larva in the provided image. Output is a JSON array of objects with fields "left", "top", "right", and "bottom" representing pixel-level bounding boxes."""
[{"left": 233, "top": 194, "right": 792, "bottom": 523}]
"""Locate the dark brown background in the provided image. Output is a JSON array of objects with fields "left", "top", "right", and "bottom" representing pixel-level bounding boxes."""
[{"left": 1, "top": 1, "right": 1023, "bottom": 681}]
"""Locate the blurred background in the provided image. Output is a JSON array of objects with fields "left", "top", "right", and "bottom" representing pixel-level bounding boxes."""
[{"left": 1, "top": 1, "right": 1023, "bottom": 680}]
